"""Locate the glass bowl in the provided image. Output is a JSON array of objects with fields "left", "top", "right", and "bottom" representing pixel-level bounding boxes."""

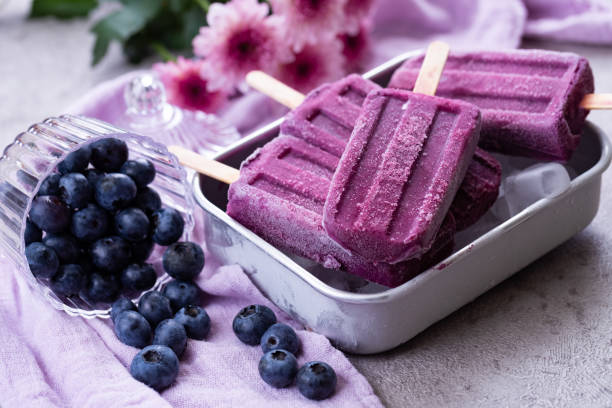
[{"left": 0, "top": 115, "right": 195, "bottom": 318}]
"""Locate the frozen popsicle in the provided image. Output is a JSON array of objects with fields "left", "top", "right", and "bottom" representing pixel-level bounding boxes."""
[
  {"left": 451, "top": 148, "right": 502, "bottom": 231},
  {"left": 323, "top": 87, "right": 481, "bottom": 263},
  {"left": 225, "top": 135, "right": 456, "bottom": 287},
  {"left": 388, "top": 49, "right": 595, "bottom": 161}
]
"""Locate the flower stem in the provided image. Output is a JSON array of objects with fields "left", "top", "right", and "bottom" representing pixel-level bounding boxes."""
[
  {"left": 151, "top": 42, "right": 177, "bottom": 62},
  {"left": 194, "top": 0, "right": 209, "bottom": 13}
]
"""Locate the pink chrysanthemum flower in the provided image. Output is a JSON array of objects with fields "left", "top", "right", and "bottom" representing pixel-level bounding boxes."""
[
  {"left": 153, "top": 57, "right": 227, "bottom": 113},
  {"left": 270, "top": 0, "right": 347, "bottom": 52},
  {"left": 339, "top": 22, "right": 372, "bottom": 72},
  {"left": 192, "top": 0, "right": 288, "bottom": 92},
  {"left": 273, "top": 40, "right": 345, "bottom": 94},
  {"left": 342, "top": 0, "right": 378, "bottom": 35}
]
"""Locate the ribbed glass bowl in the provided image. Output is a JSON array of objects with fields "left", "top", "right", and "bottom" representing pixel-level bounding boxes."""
[{"left": 0, "top": 115, "right": 195, "bottom": 318}]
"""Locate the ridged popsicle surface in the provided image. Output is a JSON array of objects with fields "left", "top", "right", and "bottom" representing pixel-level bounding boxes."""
[
  {"left": 323, "top": 89, "right": 481, "bottom": 263},
  {"left": 389, "top": 49, "right": 594, "bottom": 161}
]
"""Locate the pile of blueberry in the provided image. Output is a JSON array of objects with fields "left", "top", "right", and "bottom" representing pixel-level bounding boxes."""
[
  {"left": 24, "top": 137, "right": 187, "bottom": 305},
  {"left": 110, "top": 242, "right": 209, "bottom": 391},
  {"left": 233, "top": 304, "right": 337, "bottom": 400}
]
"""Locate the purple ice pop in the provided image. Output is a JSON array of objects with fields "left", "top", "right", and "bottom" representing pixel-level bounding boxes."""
[
  {"left": 388, "top": 49, "right": 594, "bottom": 161},
  {"left": 323, "top": 88, "right": 481, "bottom": 264}
]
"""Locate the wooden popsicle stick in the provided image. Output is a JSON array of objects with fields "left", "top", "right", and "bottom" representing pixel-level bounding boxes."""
[
  {"left": 246, "top": 71, "right": 305, "bottom": 109},
  {"left": 168, "top": 145, "right": 239, "bottom": 185},
  {"left": 581, "top": 93, "right": 612, "bottom": 110},
  {"left": 412, "top": 41, "right": 450, "bottom": 96}
]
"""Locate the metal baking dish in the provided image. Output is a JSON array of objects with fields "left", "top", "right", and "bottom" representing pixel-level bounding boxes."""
[{"left": 193, "top": 53, "right": 611, "bottom": 354}]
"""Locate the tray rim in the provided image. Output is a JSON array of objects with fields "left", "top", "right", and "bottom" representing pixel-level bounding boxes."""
[{"left": 193, "top": 52, "right": 612, "bottom": 305}]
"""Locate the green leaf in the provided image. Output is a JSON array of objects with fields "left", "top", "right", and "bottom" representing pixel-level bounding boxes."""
[
  {"left": 90, "top": 0, "right": 163, "bottom": 65},
  {"left": 158, "top": 4, "right": 206, "bottom": 50},
  {"left": 168, "top": 0, "right": 190, "bottom": 13},
  {"left": 91, "top": 0, "right": 164, "bottom": 41},
  {"left": 91, "top": 34, "right": 111, "bottom": 66},
  {"left": 30, "top": 0, "right": 98, "bottom": 19}
]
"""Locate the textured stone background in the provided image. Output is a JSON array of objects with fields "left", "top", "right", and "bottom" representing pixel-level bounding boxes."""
[{"left": 1, "top": 2, "right": 611, "bottom": 407}]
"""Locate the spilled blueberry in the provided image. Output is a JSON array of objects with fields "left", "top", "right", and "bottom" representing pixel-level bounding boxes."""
[
  {"left": 260, "top": 323, "right": 300, "bottom": 355},
  {"left": 138, "top": 291, "right": 173, "bottom": 329},
  {"left": 296, "top": 361, "right": 337, "bottom": 400},
  {"left": 153, "top": 319, "right": 187, "bottom": 357},
  {"left": 162, "top": 280, "right": 200, "bottom": 312},
  {"left": 111, "top": 297, "right": 137, "bottom": 323},
  {"left": 232, "top": 304, "right": 276, "bottom": 345},
  {"left": 258, "top": 349, "right": 298, "bottom": 388},
  {"left": 114, "top": 310, "right": 152, "bottom": 348},
  {"left": 130, "top": 345, "right": 179, "bottom": 391},
  {"left": 174, "top": 305, "right": 210, "bottom": 340}
]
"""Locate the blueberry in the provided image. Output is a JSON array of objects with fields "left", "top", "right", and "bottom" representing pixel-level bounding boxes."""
[
  {"left": 153, "top": 319, "right": 187, "bottom": 357},
  {"left": 90, "top": 236, "right": 132, "bottom": 273},
  {"left": 43, "top": 233, "right": 81, "bottom": 264},
  {"left": 138, "top": 291, "right": 173, "bottom": 329},
  {"left": 162, "top": 280, "right": 201, "bottom": 312},
  {"left": 130, "top": 345, "right": 179, "bottom": 391},
  {"left": 50, "top": 264, "right": 86, "bottom": 296},
  {"left": 57, "top": 146, "right": 91, "bottom": 174},
  {"left": 120, "top": 159, "right": 156, "bottom": 189},
  {"left": 258, "top": 349, "right": 298, "bottom": 388},
  {"left": 151, "top": 208, "right": 184, "bottom": 245},
  {"left": 58, "top": 173, "right": 92, "bottom": 209},
  {"left": 25, "top": 242, "right": 59, "bottom": 279},
  {"left": 296, "top": 361, "right": 337, "bottom": 400},
  {"left": 94, "top": 173, "right": 137, "bottom": 211},
  {"left": 84, "top": 168, "right": 104, "bottom": 186},
  {"left": 29, "top": 195, "right": 71, "bottom": 233},
  {"left": 162, "top": 242, "right": 204, "bottom": 281},
  {"left": 84, "top": 272, "right": 119, "bottom": 303},
  {"left": 261, "top": 323, "right": 300, "bottom": 355},
  {"left": 24, "top": 218, "right": 42, "bottom": 245},
  {"left": 114, "top": 310, "right": 152, "bottom": 348},
  {"left": 38, "top": 173, "right": 61, "bottom": 196},
  {"left": 120, "top": 263, "right": 157, "bottom": 292},
  {"left": 174, "top": 306, "right": 210, "bottom": 340},
  {"left": 111, "top": 297, "right": 137, "bottom": 322},
  {"left": 232, "top": 304, "right": 277, "bottom": 345},
  {"left": 90, "top": 138, "right": 128, "bottom": 172},
  {"left": 115, "top": 208, "right": 149, "bottom": 242},
  {"left": 71, "top": 203, "right": 109, "bottom": 241},
  {"left": 134, "top": 187, "right": 162, "bottom": 215},
  {"left": 131, "top": 238, "right": 154, "bottom": 263}
]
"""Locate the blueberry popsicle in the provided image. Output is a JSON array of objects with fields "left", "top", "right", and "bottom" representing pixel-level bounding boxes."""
[
  {"left": 388, "top": 49, "right": 595, "bottom": 161},
  {"left": 323, "top": 87, "right": 481, "bottom": 263}
]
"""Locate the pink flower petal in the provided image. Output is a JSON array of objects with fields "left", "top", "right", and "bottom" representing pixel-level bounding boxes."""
[
  {"left": 193, "top": 0, "right": 290, "bottom": 92},
  {"left": 153, "top": 57, "right": 227, "bottom": 113}
]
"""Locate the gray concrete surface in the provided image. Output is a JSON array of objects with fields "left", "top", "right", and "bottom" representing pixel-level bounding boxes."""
[{"left": 1, "top": 3, "right": 611, "bottom": 407}]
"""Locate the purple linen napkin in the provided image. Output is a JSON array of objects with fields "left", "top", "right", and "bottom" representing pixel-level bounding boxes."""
[{"left": 0, "top": 249, "right": 382, "bottom": 407}]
